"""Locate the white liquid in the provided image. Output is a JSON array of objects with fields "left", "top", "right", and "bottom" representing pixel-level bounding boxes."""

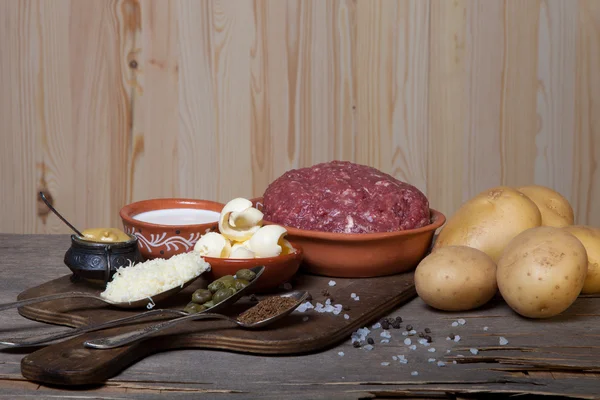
[{"left": 133, "top": 209, "right": 220, "bottom": 226}]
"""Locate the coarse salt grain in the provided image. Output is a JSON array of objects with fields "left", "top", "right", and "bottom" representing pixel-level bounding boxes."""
[
  {"left": 354, "top": 296, "right": 360, "bottom": 301},
  {"left": 392, "top": 356, "right": 398, "bottom": 361},
  {"left": 454, "top": 335, "right": 461, "bottom": 342},
  {"left": 499, "top": 337, "right": 509, "bottom": 345},
  {"left": 380, "top": 339, "right": 390, "bottom": 344},
  {"left": 371, "top": 322, "right": 381, "bottom": 329},
  {"left": 404, "top": 338, "right": 412, "bottom": 345},
  {"left": 408, "top": 329, "right": 417, "bottom": 335},
  {"left": 458, "top": 318, "right": 466, "bottom": 325},
  {"left": 411, "top": 371, "right": 419, "bottom": 376},
  {"left": 351, "top": 327, "right": 371, "bottom": 343},
  {"left": 399, "top": 358, "right": 408, "bottom": 364},
  {"left": 483, "top": 326, "right": 489, "bottom": 331},
  {"left": 428, "top": 358, "right": 436, "bottom": 363},
  {"left": 380, "top": 330, "right": 392, "bottom": 339},
  {"left": 338, "top": 351, "right": 344, "bottom": 356},
  {"left": 457, "top": 354, "right": 465, "bottom": 358},
  {"left": 470, "top": 348, "right": 479, "bottom": 355},
  {"left": 437, "top": 361, "right": 446, "bottom": 367},
  {"left": 418, "top": 338, "right": 428, "bottom": 345},
  {"left": 453, "top": 361, "right": 457, "bottom": 364},
  {"left": 325, "top": 298, "right": 332, "bottom": 305},
  {"left": 295, "top": 301, "right": 314, "bottom": 313},
  {"left": 409, "top": 345, "right": 417, "bottom": 350},
  {"left": 402, "top": 331, "right": 409, "bottom": 336},
  {"left": 446, "top": 350, "right": 451, "bottom": 354},
  {"left": 363, "top": 344, "right": 374, "bottom": 351},
  {"left": 428, "top": 348, "right": 436, "bottom": 353},
  {"left": 328, "top": 280, "right": 336, "bottom": 286},
  {"left": 344, "top": 314, "right": 350, "bottom": 320},
  {"left": 351, "top": 293, "right": 357, "bottom": 298},
  {"left": 302, "top": 316, "right": 309, "bottom": 322},
  {"left": 451, "top": 321, "right": 459, "bottom": 327},
  {"left": 381, "top": 362, "right": 390, "bottom": 366}
]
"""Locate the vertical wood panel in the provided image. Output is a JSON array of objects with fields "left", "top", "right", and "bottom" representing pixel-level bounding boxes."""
[
  {"left": 1, "top": 0, "right": 599, "bottom": 233},
  {"left": 355, "top": 0, "right": 430, "bottom": 193},
  {"left": 574, "top": 0, "right": 600, "bottom": 225}
]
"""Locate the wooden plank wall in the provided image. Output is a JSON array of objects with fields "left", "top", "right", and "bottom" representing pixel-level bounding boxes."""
[{"left": 0, "top": 0, "right": 598, "bottom": 234}]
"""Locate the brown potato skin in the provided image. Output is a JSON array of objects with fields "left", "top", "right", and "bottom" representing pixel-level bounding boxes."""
[
  {"left": 517, "top": 185, "right": 574, "bottom": 227},
  {"left": 415, "top": 246, "right": 497, "bottom": 311},
  {"left": 497, "top": 226, "right": 587, "bottom": 318},
  {"left": 563, "top": 225, "right": 600, "bottom": 294},
  {"left": 434, "top": 186, "right": 542, "bottom": 262}
]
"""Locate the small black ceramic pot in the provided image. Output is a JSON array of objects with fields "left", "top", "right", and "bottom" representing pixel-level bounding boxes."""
[{"left": 64, "top": 234, "right": 144, "bottom": 287}]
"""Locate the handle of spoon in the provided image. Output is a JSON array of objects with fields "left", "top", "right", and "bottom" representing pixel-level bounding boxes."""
[
  {"left": 0, "top": 309, "right": 186, "bottom": 348},
  {"left": 0, "top": 292, "right": 104, "bottom": 312},
  {"left": 39, "top": 191, "right": 84, "bottom": 237},
  {"left": 84, "top": 312, "right": 234, "bottom": 349}
]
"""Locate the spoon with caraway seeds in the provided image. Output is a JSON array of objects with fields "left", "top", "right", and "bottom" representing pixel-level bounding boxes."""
[{"left": 84, "top": 291, "right": 309, "bottom": 349}]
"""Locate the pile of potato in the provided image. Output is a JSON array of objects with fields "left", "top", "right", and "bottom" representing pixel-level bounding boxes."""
[{"left": 415, "top": 185, "right": 600, "bottom": 319}]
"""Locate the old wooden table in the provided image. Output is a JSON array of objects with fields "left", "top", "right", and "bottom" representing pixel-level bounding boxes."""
[{"left": 0, "top": 234, "right": 599, "bottom": 399}]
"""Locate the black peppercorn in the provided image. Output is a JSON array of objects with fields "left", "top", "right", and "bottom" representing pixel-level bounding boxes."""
[
  {"left": 418, "top": 332, "right": 425, "bottom": 338},
  {"left": 367, "top": 337, "right": 374, "bottom": 345},
  {"left": 449, "top": 333, "right": 455, "bottom": 340},
  {"left": 353, "top": 341, "right": 361, "bottom": 348},
  {"left": 391, "top": 321, "right": 401, "bottom": 329},
  {"left": 424, "top": 328, "right": 431, "bottom": 333},
  {"left": 395, "top": 316, "right": 403, "bottom": 323},
  {"left": 381, "top": 320, "right": 390, "bottom": 330},
  {"left": 425, "top": 335, "right": 433, "bottom": 343},
  {"left": 406, "top": 324, "right": 413, "bottom": 331}
]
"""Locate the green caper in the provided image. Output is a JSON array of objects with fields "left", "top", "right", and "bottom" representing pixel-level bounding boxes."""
[
  {"left": 184, "top": 303, "right": 206, "bottom": 314},
  {"left": 208, "top": 279, "right": 227, "bottom": 293},
  {"left": 203, "top": 300, "right": 215, "bottom": 309},
  {"left": 212, "top": 287, "right": 237, "bottom": 304},
  {"left": 217, "top": 275, "right": 236, "bottom": 285},
  {"left": 235, "top": 269, "right": 256, "bottom": 282},
  {"left": 234, "top": 279, "right": 250, "bottom": 291},
  {"left": 192, "top": 289, "right": 212, "bottom": 304}
]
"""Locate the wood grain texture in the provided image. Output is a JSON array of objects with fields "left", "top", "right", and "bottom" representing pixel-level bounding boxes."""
[{"left": 0, "top": 0, "right": 598, "bottom": 233}]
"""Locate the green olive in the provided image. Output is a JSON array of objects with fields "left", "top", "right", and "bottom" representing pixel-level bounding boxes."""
[
  {"left": 203, "top": 300, "right": 215, "bottom": 309},
  {"left": 234, "top": 279, "right": 249, "bottom": 291},
  {"left": 184, "top": 303, "right": 206, "bottom": 314},
  {"left": 212, "top": 287, "right": 237, "bottom": 304},
  {"left": 235, "top": 269, "right": 256, "bottom": 282},
  {"left": 192, "top": 289, "right": 212, "bottom": 304}
]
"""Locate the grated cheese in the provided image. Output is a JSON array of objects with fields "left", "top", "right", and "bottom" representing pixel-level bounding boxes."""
[{"left": 100, "top": 251, "right": 211, "bottom": 303}]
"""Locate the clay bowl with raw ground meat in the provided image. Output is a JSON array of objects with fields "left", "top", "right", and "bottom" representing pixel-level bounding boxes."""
[{"left": 251, "top": 198, "right": 445, "bottom": 278}]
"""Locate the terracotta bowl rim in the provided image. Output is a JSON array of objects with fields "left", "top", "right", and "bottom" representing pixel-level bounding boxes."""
[
  {"left": 120, "top": 198, "right": 225, "bottom": 230},
  {"left": 202, "top": 242, "right": 304, "bottom": 265},
  {"left": 250, "top": 197, "right": 445, "bottom": 242}
]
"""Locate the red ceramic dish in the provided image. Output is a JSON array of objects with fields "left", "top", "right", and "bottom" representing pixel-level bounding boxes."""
[
  {"left": 203, "top": 243, "right": 304, "bottom": 292},
  {"left": 120, "top": 198, "right": 225, "bottom": 260},
  {"left": 251, "top": 197, "right": 446, "bottom": 278}
]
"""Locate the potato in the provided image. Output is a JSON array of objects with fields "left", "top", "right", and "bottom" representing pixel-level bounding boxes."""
[
  {"left": 497, "top": 226, "right": 587, "bottom": 318},
  {"left": 415, "top": 246, "right": 497, "bottom": 311},
  {"left": 517, "top": 185, "right": 574, "bottom": 227},
  {"left": 563, "top": 225, "right": 600, "bottom": 294},
  {"left": 434, "top": 186, "right": 542, "bottom": 262}
]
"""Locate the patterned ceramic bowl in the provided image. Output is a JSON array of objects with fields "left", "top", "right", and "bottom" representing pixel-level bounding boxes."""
[{"left": 120, "top": 198, "right": 225, "bottom": 260}]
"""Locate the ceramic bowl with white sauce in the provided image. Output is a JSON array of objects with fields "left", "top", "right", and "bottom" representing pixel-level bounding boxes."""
[{"left": 120, "top": 198, "right": 225, "bottom": 260}]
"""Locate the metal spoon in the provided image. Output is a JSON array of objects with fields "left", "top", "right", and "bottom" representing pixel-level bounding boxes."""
[
  {"left": 0, "top": 266, "right": 265, "bottom": 348},
  {"left": 84, "top": 290, "right": 309, "bottom": 349},
  {"left": 39, "top": 191, "right": 84, "bottom": 237},
  {"left": 0, "top": 265, "right": 265, "bottom": 311}
]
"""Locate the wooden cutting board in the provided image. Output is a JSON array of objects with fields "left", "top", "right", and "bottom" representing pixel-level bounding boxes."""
[{"left": 17, "top": 271, "right": 416, "bottom": 386}]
